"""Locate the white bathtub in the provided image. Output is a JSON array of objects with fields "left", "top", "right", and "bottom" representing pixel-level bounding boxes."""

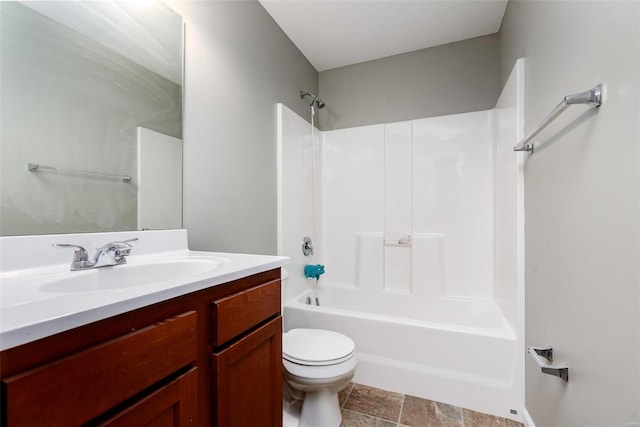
[{"left": 283, "top": 287, "right": 520, "bottom": 420}]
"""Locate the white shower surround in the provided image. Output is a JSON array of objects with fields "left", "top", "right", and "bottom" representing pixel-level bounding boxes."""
[
  {"left": 321, "top": 111, "right": 495, "bottom": 300},
  {"left": 277, "top": 60, "right": 524, "bottom": 420}
]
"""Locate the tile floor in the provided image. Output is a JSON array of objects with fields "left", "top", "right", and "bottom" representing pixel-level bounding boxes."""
[{"left": 337, "top": 383, "right": 524, "bottom": 427}]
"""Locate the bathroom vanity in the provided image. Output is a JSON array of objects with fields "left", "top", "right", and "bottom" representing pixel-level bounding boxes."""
[{"left": 0, "top": 230, "right": 288, "bottom": 426}]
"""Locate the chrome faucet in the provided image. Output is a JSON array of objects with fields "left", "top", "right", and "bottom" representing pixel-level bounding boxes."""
[{"left": 54, "top": 238, "right": 138, "bottom": 271}]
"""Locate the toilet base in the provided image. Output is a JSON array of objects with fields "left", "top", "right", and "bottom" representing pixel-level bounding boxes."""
[{"left": 300, "top": 388, "right": 341, "bottom": 427}]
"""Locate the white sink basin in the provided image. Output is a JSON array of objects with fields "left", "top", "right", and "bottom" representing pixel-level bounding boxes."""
[
  {"left": 38, "top": 257, "right": 228, "bottom": 293},
  {"left": 0, "top": 255, "right": 231, "bottom": 310}
]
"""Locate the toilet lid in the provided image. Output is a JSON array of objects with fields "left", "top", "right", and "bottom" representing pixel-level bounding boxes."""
[{"left": 283, "top": 329, "right": 355, "bottom": 366}]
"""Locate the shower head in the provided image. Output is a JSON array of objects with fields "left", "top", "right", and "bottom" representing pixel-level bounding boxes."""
[{"left": 300, "top": 90, "right": 326, "bottom": 110}]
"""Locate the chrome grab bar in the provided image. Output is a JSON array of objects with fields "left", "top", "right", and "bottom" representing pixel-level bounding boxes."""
[
  {"left": 527, "top": 346, "right": 569, "bottom": 382},
  {"left": 513, "top": 84, "right": 603, "bottom": 153}
]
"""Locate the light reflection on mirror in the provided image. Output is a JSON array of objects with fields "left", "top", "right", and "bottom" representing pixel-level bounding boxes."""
[{"left": 0, "top": 1, "right": 183, "bottom": 236}]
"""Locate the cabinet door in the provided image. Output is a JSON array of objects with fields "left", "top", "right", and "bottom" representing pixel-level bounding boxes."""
[
  {"left": 212, "top": 317, "right": 283, "bottom": 427},
  {"left": 98, "top": 367, "right": 197, "bottom": 427}
]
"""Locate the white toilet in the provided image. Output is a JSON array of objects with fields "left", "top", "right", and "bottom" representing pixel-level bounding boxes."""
[{"left": 282, "top": 328, "right": 357, "bottom": 427}]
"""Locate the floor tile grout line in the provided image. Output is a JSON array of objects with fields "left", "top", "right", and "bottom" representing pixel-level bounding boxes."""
[
  {"left": 397, "top": 393, "right": 405, "bottom": 427},
  {"left": 341, "top": 384, "right": 354, "bottom": 409}
]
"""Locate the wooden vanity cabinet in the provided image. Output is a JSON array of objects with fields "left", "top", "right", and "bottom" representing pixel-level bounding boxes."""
[{"left": 0, "top": 268, "right": 283, "bottom": 427}]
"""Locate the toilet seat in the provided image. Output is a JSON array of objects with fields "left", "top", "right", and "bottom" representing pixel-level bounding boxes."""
[{"left": 283, "top": 329, "right": 355, "bottom": 366}]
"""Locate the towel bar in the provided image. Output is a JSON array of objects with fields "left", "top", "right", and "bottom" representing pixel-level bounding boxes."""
[
  {"left": 514, "top": 84, "right": 603, "bottom": 152},
  {"left": 28, "top": 162, "right": 132, "bottom": 183}
]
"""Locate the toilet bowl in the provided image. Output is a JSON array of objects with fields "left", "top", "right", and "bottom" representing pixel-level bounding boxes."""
[{"left": 282, "top": 328, "right": 357, "bottom": 427}]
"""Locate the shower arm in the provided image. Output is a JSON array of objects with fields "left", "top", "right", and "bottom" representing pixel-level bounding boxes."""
[{"left": 299, "top": 90, "right": 325, "bottom": 111}]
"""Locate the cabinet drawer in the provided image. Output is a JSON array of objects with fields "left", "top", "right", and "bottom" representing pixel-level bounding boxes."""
[
  {"left": 3, "top": 311, "right": 197, "bottom": 426},
  {"left": 212, "top": 279, "right": 280, "bottom": 347}
]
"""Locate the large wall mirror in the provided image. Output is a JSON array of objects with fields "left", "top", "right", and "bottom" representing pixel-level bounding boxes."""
[{"left": 0, "top": 1, "right": 183, "bottom": 236}]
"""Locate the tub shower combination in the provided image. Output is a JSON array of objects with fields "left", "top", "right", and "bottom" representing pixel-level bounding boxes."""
[{"left": 277, "top": 63, "right": 524, "bottom": 420}]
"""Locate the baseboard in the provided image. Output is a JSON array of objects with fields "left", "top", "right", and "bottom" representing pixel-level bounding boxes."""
[{"left": 523, "top": 407, "right": 536, "bottom": 427}]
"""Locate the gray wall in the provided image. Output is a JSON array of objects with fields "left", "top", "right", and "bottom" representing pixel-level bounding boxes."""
[
  {"left": 500, "top": 1, "right": 640, "bottom": 425},
  {"left": 168, "top": 1, "right": 318, "bottom": 254},
  {"left": 318, "top": 34, "right": 499, "bottom": 131}
]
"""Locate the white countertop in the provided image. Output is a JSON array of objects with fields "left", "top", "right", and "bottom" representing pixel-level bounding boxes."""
[{"left": 0, "top": 230, "right": 289, "bottom": 351}]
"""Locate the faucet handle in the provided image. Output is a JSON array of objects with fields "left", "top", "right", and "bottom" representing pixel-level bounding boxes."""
[
  {"left": 105, "top": 238, "right": 137, "bottom": 250},
  {"left": 107, "top": 238, "right": 138, "bottom": 247},
  {"left": 53, "top": 244, "right": 90, "bottom": 270},
  {"left": 53, "top": 244, "right": 89, "bottom": 262},
  {"left": 302, "top": 236, "right": 314, "bottom": 256},
  {"left": 102, "top": 238, "right": 138, "bottom": 261}
]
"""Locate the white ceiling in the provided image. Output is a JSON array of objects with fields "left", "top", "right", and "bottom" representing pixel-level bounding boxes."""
[{"left": 259, "top": 0, "right": 508, "bottom": 72}]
